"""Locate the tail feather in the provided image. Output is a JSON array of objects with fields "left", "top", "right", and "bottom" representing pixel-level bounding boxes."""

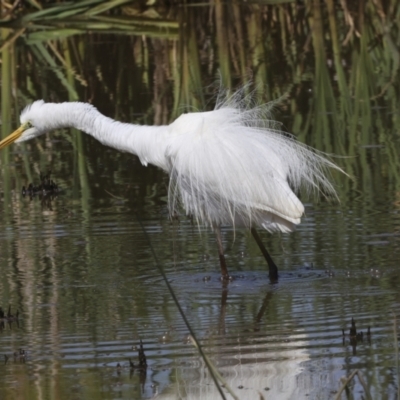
[{"left": 167, "top": 89, "right": 344, "bottom": 231}]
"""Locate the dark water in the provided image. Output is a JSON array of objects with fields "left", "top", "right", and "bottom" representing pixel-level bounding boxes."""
[{"left": 1, "top": 4, "right": 400, "bottom": 399}]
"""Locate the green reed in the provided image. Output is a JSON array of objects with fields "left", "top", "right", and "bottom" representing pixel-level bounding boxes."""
[
  {"left": 0, "top": 1, "right": 398, "bottom": 248},
  {"left": 0, "top": 0, "right": 399, "bottom": 268},
  {"left": 0, "top": 4, "right": 400, "bottom": 397}
]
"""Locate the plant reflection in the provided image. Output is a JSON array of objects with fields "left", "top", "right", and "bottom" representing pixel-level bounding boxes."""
[{"left": 0, "top": 1, "right": 399, "bottom": 399}]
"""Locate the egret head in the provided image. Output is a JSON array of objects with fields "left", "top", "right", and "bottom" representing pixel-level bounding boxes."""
[{"left": 0, "top": 100, "right": 49, "bottom": 149}]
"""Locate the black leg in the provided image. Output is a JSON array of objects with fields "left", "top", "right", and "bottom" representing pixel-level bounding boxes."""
[
  {"left": 215, "top": 226, "right": 230, "bottom": 279},
  {"left": 251, "top": 228, "right": 278, "bottom": 282}
]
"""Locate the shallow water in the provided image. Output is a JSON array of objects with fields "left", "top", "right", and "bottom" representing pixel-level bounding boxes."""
[
  {"left": 1, "top": 3, "right": 400, "bottom": 398},
  {"left": 1, "top": 137, "right": 400, "bottom": 399}
]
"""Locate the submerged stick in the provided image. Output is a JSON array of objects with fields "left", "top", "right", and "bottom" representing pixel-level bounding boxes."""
[
  {"left": 136, "top": 217, "right": 228, "bottom": 400},
  {"left": 189, "top": 336, "right": 239, "bottom": 400},
  {"left": 334, "top": 369, "right": 372, "bottom": 400},
  {"left": 334, "top": 370, "right": 358, "bottom": 400},
  {"left": 355, "top": 371, "right": 372, "bottom": 400}
]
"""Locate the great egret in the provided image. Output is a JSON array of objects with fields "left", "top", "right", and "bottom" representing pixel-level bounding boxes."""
[{"left": 0, "top": 90, "right": 342, "bottom": 281}]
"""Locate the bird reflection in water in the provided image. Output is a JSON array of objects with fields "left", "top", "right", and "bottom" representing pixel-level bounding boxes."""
[{"left": 0, "top": 89, "right": 345, "bottom": 282}]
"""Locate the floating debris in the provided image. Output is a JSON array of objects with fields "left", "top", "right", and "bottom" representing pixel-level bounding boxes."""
[
  {"left": 159, "top": 331, "right": 170, "bottom": 343},
  {"left": 12, "top": 349, "right": 27, "bottom": 363},
  {"left": 22, "top": 172, "right": 59, "bottom": 197},
  {"left": 342, "top": 318, "right": 371, "bottom": 354},
  {"left": 19, "top": 348, "right": 26, "bottom": 361}
]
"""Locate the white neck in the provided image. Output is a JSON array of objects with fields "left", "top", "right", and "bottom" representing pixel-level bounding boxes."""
[{"left": 45, "top": 102, "right": 170, "bottom": 170}]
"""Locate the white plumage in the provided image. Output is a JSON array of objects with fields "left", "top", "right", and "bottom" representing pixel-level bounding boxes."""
[{"left": 0, "top": 89, "right": 343, "bottom": 280}]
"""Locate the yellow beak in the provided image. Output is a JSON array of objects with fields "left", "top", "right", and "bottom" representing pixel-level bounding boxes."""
[{"left": 0, "top": 124, "right": 27, "bottom": 149}]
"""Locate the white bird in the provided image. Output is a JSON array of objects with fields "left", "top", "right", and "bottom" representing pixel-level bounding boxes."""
[{"left": 0, "top": 89, "right": 343, "bottom": 281}]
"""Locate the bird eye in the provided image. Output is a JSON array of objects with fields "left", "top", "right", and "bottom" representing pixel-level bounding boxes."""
[{"left": 26, "top": 121, "right": 33, "bottom": 128}]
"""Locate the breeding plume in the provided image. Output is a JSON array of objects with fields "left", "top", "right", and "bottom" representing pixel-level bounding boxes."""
[{"left": 0, "top": 90, "right": 342, "bottom": 281}]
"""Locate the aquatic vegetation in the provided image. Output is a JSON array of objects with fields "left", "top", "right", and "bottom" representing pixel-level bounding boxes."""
[{"left": 0, "top": 2, "right": 400, "bottom": 399}]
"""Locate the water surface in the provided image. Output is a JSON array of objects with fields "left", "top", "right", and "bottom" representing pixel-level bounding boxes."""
[{"left": 1, "top": 3, "right": 400, "bottom": 399}]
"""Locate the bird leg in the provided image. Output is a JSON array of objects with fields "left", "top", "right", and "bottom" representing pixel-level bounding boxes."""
[
  {"left": 214, "top": 226, "right": 230, "bottom": 279},
  {"left": 251, "top": 228, "right": 278, "bottom": 282}
]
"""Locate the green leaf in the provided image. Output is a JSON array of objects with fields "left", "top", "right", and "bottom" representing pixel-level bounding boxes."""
[
  {"left": 26, "top": 29, "right": 83, "bottom": 43},
  {"left": 84, "top": 0, "right": 134, "bottom": 16},
  {"left": 33, "top": 42, "right": 79, "bottom": 100}
]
